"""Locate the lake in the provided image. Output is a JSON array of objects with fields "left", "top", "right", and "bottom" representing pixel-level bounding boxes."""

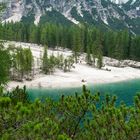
[{"left": 28, "top": 79, "right": 140, "bottom": 106}]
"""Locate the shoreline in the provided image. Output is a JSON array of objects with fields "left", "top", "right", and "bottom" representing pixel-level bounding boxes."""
[
  {"left": 22, "top": 78, "right": 140, "bottom": 90},
  {"left": 4, "top": 41, "right": 140, "bottom": 91},
  {"left": 7, "top": 65, "right": 140, "bottom": 90},
  {"left": 7, "top": 76, "right": 140, "bottom": 91}
]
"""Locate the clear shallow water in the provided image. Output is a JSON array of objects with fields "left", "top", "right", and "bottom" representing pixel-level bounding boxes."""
[{"left": 28, "top": 79, "right": 140, "bottom": 106}]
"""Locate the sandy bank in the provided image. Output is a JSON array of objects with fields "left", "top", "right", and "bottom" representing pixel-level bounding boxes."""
[
  {"left": 4, "top": 41, "right": 140, "bottom": 90},
  {"left": 7, "top": 64, "right": 140, "bottom": 90}
]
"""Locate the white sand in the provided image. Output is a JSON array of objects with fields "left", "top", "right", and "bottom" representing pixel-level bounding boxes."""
[{"left": 5, "top": 41, "right": 140, "bottom": 90}]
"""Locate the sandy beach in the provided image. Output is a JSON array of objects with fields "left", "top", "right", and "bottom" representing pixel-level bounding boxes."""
[{"left": 5, "top": 41, "right": 140, "bottom": 90}]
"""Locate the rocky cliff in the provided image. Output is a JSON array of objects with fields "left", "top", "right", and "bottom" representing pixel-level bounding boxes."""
[{"left": 0, "top": 0, "right": 140, "bottom": 34}]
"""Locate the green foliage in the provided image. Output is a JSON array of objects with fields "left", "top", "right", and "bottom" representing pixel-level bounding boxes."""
[
  {"left": 24, "top": 48, "right": 33, "bottom": 74},
  {"left": 42, "top": 47, "right": 74, "bottom": 74},
  {"left": 0, "top": 97, "right": 11, "bottom": 108},
  {"left": 86, "top": 46, "right": 92, "bottom": 65},
  {"left": 42, "top": 46, "right": 49, "bottom": 74},
  {"left": 1, "top": 42, "right": 75, "bottom": 84},
  {"left": 6, "top": 85, "right": 29, "bottom": 104},
  {"left": 0, "top": 86, "right": 140, "bottom": 139},
  {"left": 40, "top": 10, "right": 73, "bottom": 26},
  {"left": 0, "top": 22, "right": 140, "bottom": 61},
  {"left": 63, "top": 56, "right": 75, "bottom": 72},
  {"left": 97, "top": 52, "right": 103, "bottom": 69},
  {"left": 10, "top": 47, "right": 34, "bottom": 81},
  {"left": 0, "top": 44, "right": 34, "bottom": 83},
  {"left": 0, "top": 44, "right": 11, "bottom": 86},
  {"left": 72, "top": 28, "right": 83, "bottom": 63},
  {"left": 42, "top": 47, "right": 60, "bottom": 74},
  {"left": 130, "top": 36, "right": 140, "bottom": 61}
]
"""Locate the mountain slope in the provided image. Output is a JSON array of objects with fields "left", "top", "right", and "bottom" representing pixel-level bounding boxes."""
[{"left": 0, "top": 0, "right": 140, "bottom": 34}]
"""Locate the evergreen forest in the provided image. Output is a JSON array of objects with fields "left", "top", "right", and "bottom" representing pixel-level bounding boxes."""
[{"left": 0, "top": 22, "right": 140, "bottom": 61}]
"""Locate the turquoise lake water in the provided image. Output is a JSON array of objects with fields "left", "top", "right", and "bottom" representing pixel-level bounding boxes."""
[{"left": 28, "top": 79, "right": 140, "bottom": 106}]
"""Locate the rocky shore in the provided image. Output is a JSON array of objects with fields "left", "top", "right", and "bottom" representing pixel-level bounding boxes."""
[{"left": 104, "top": 57, "right": 140, "bottom": 69}]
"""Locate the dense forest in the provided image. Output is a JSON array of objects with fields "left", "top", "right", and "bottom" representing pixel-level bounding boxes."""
[
  {"left": 0, "top": 22, "right": 140, "bottom": 61},
  {"left": 0, "top": 85, "right": 140, "bottom": 140}
]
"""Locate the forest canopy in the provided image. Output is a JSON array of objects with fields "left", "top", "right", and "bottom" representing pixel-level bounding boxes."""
[{"left": 0, "top": 22, "right": 140, "bottom": 61}]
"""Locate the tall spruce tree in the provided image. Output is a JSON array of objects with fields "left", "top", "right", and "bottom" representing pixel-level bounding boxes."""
[
  {"left": 72, "top": 29, "right": 82, "bottom": 63},
  {"left": 97, "top": 52, "right": 103, "bottom": 69},
  {"left": 0, "top": 44, "right": 11, "bottom": 86},
  {"left": 42, "top": 46, "right": 49, "bottom": 74},
  {"left": 86, "top": 46, "right": 92, "bottom": 65},
  {"left": 24, "top": 48, "right": 33, "bottom": 78}
]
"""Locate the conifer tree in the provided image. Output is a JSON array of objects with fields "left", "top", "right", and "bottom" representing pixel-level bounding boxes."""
[
  {"left": 97, "top": 51, "right": 103, "bottom": 69},
  {"left": 0, "top": 44, "right": 11, "bottom": 86},
  {"left": 16, "top": 48, "right": 25, "bottom": 80},
  {"left": 42, "top": 46, "right": 49, "bottom": 74},
  {"left": 72, "top": 29, "right": 82, "bottom": 63},
  {"left": 91, "top": 43, "right": 97, "bottom": 67},
  {"left": 24, "top": 48, "right": 33, "bottom": 79},
  {"left": 86, "top": 47, "right": 92, "bottom": 65},
  {"left": 40, "top": 27, "right": 47, "bottom": 45},
  {"left": 64, "top": 59, "right": 68, "bottom": 72}
]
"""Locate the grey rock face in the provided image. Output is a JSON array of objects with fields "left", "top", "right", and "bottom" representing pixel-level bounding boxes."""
[{"left": 0, "top": 0, "right": 140, "bottom": 34}]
